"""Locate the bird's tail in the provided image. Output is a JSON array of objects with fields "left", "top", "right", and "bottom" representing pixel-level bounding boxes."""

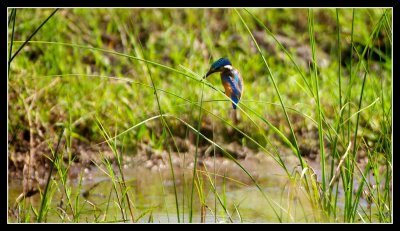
[
  {"left": 231, "top": 95, "right": 239, "bottom": 110},
  {"left": 231, "top": 108, "right": 238, "bottom": 125}
]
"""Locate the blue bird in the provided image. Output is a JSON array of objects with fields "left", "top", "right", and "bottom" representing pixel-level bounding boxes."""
[{"left": 205, "top": 58, "right": 244, "bottom": 110}]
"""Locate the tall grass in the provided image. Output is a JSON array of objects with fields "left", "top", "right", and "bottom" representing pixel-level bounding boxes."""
[
  {"left": 9, "top": 8, "right": 59, "bottom": 63},
  {"left": 95, "top": 118, "right": 135, "bottom": 222},
  {"left": 37, "top": 127, "right": 64, "bottom": 222},
  {"left": 136, "top": 37, "right": 182, "bottom": 223},
  {"left": 308, "top": 8, "right": 328, "bottom": 211}
]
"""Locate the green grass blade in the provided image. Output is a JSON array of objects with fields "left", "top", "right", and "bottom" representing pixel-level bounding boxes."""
[
  {"left": 10, "top": 8, "right": 59, "bottom": 63},
  {"left": 37, "top": 126, "right": 64, "bottom": 222},
  {"left": 235, "top": 8, "right": 302, "bottom": 166},
  {"left": 308, "top": 8, "right": 327, "bottom": 209},
  {"left": 189, "top": 82, "right": 205, "bottom": 223},
  {"left": 8, "top": 8, "right": 16, "bottom": 76},
  {"left": 136, "top": 38, "right": 181, "bottom": 223},
  {"left": 244, "top": 8, "right": 314, "bottom": 99}
]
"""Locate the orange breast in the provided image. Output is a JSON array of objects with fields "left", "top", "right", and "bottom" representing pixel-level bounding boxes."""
[{"left": 222, "top": 80, "right": 233, "bottom": 98}]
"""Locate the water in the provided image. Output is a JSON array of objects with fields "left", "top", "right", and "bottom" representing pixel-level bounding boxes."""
[{"left": 8, "top": 155, "right": 376, "bottom": 223}]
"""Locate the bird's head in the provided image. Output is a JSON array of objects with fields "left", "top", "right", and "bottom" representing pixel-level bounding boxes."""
[{"left": 205, "top": 58, "right": 232, "bottom": 78}]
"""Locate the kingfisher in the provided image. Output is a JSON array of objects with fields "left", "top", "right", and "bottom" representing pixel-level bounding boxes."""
[{"left": 205, "top": 58, "right": 244, "bottom": 110}]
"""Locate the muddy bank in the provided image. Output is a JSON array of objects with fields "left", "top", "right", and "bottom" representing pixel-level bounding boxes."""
[{"left": 8, "top": 119, "right": 373, "bottom": 204}]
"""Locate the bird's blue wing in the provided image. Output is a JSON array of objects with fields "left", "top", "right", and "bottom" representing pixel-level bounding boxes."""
[
  {"left": 222, "top": 72, "right": 242, "bottom": 109},
  {"left": 233, "top": 70, "right": 243, "bottom": 94}
]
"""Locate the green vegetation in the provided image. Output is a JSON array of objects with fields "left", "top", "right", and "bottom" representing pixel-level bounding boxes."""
[{"left": 8, "top": 8, "right": 392, "bottom": 223}]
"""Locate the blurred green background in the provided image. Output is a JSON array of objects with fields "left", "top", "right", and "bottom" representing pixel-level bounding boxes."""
[{"left": 8, "top": 8, "right": 391, "bottom": 152}]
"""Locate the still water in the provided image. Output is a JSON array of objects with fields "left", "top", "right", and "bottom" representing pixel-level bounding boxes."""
[{"left": 8, "top": 155, "right": 370, "bottom": 223}]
